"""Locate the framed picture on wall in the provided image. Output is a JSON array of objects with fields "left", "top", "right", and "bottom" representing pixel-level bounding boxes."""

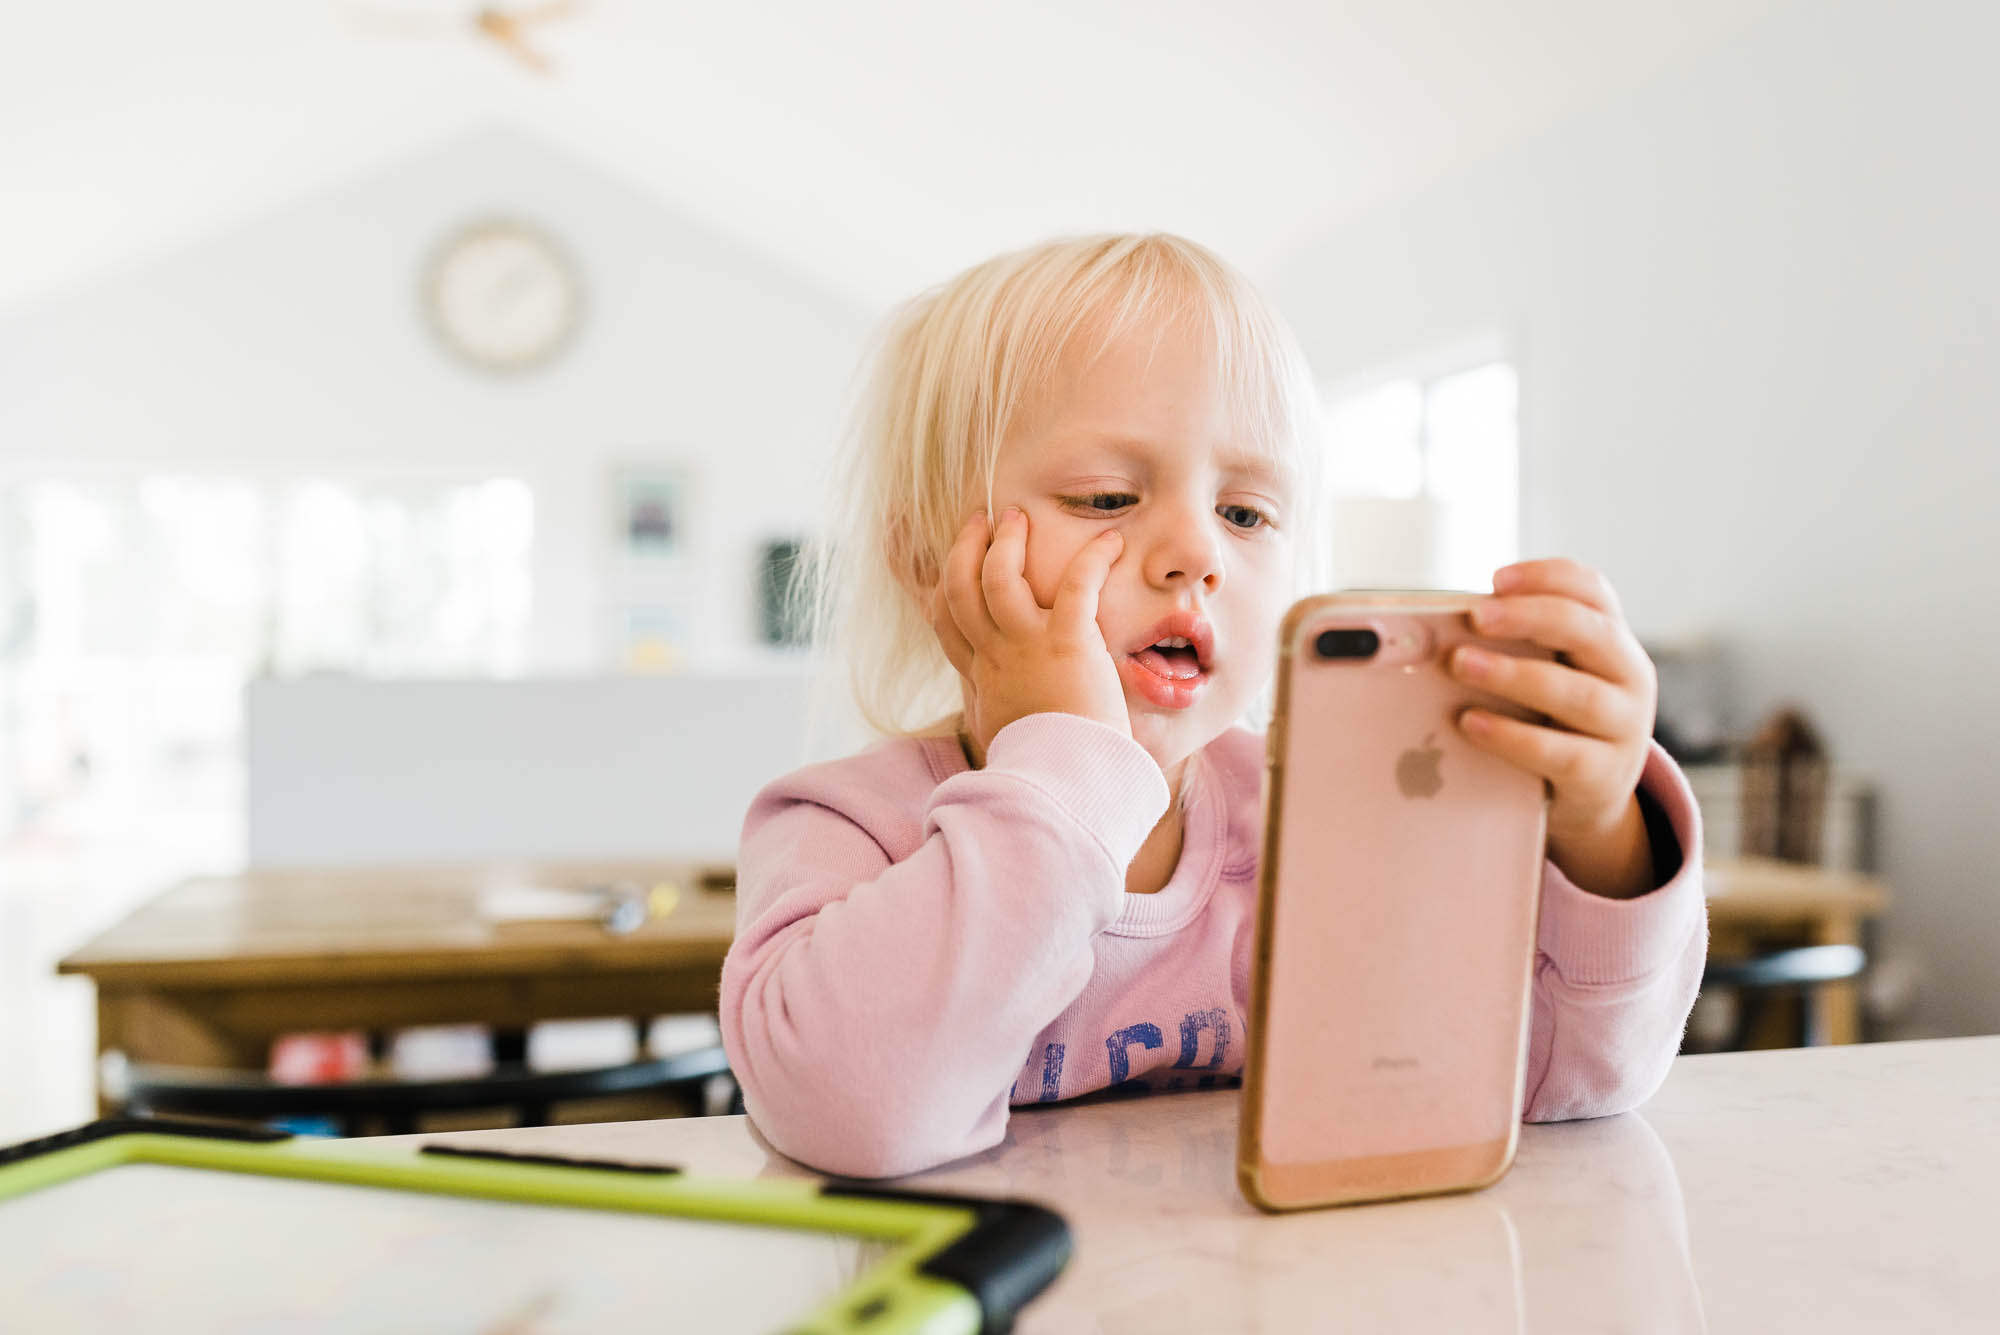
[
  {"left": 757, "top": 538, "right": 810, "bottom": 647},
  {"left": 612, "top": 464, "right": 690, "bottom": 562},
  {"left": 620, "top": 603, "right": 687, "bottom": 673}
]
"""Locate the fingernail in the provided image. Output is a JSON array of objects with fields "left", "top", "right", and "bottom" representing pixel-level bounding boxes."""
[
  {"left": 1098, "top": 528, "right": 1122, "bottom": 543},
  {"left": 1461, "top": 709, "right": 1492, "bottom": 734},
  {"left": 1472, "top": 600, "right": 1500, "bottom": 627},
  {"left": 1003, "top": 506, "right": 1022, "bottom": 522},
  {"left": 1456, "top": 646, "right": 1493, "bottom": 676},
  {"left": 1493, "top": 567, "right": 1521, "bottom": 591}
]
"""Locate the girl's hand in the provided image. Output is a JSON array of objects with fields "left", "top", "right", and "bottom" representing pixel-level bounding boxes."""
[
  {"left": 930, "top": 506, "right": 1130, "bottom": 762},
  {"left": 1448, "top": 558, "right": 1661, "bottom": 899}
]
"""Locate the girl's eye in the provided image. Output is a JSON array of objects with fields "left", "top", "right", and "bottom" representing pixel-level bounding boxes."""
[
  {"left": 1061, "top": 494, "right": 1275, "bottom": 530},
  {"left": 1060, "top": 493, "right": 1136, "bottom": 513}
]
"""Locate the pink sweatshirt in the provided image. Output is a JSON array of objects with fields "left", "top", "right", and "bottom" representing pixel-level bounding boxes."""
[{"left": 720, "top": 713, "right": 1708, "bottom": 1179}]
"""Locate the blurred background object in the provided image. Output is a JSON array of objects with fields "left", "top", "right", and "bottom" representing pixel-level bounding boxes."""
[
  {"left": 1647, "top": 637, "right": 1734, "bottom": 766},
  {"left": 1739, "top": 706, "right": 1830, "bottom": 866},
  {"left": 757, "top": 539, "right": 808, "bottom": 648}
]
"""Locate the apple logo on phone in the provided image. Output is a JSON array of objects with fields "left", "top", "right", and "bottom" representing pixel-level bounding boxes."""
[{"left": 1396, "top": 734, "right": 1444, "bottom": 799}]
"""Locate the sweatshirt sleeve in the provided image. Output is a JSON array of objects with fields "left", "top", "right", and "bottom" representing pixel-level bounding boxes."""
[
  {"left": 1521, "top": 741, "right": 1709, "bottom": 1122},
  {"left": 719, "top": 714, "right": 1169, "bottom": 1178}
]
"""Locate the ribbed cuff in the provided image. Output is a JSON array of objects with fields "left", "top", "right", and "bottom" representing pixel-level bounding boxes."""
[
  {"left": 1537, "top": 742, "right": 1708, "bottom": 985},
  {"left": 984, "top": 713, "right": 1171, "bottom": 873}
]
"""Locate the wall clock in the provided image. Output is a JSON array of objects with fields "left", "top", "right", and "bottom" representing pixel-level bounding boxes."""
[{"left": 422, "top": 219, "right": 583, "bottom": 374}]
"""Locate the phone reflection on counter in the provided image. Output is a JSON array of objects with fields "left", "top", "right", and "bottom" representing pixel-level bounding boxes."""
[
  {"left": 1239, "top": 1111, "right": 1704, "bottom": 1334},
  {"left": 1509, "top": 1111, "right": 1708, "bottom": 1333},
  {"left": 1240, "top": 1186, "right": 1527, "bottom": 1333}
]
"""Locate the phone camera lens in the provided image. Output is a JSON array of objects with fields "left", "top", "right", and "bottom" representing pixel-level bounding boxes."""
[{"left": 1315, "top": 628, "right": 1380, "bottom": 660}]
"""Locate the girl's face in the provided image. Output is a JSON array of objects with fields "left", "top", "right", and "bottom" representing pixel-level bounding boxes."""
[{"left": 985, "top": 319, "right": 1296, "bottom": 791}]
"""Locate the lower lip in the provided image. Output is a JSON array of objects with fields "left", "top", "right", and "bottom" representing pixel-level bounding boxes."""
[{"left": 1120, "top": 651, "right": 1210, "bottom": 710}]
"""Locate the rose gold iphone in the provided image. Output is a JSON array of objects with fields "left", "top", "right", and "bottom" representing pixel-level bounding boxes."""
[{"left": 1238, "top": 591, "right": 1553, "bottom": 1211}]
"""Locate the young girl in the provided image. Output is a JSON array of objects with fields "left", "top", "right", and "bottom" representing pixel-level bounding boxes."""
[{"left": 719, "top": 234, "right": 1706, "bottom": 1179}]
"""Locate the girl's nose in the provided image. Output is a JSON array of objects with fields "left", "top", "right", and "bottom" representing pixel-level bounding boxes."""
[{"left": 1139, "top": 500, "right": 1226, "bottom": 593}]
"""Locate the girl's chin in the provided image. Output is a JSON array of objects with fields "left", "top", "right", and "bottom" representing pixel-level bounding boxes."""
[{"left": 1125, "top": 701, "right": 1223, "bottom": 768}]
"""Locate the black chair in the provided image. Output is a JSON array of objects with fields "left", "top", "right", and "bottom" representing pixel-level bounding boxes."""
[
  {"left": 1690, "top": 944, "right": 1867, "bottom": 1052},
  {"left": 112, "top": 1022, "right": 736, "bottom": 1137}
]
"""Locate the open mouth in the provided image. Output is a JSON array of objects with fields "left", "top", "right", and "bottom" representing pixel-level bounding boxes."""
[
  {"left": 1120, "top": 616, "right": 1215, "bottom": 710},
  {"left": 1130, "top": 639, "right": 1205, "bottom": 681}
]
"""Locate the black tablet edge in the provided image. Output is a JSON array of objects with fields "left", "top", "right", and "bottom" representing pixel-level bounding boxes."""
[
  {"left": 418, "top": 1143, "right": 682, "bottom": 1175},
  {"left": 0, "top": 1116, "right": 291, "bottom": 1167},
  {"left": 819, "top": 1182, "right": 1072, "bottom": 1335}
]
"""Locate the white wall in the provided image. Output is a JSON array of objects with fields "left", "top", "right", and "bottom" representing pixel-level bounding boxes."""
[
  {"left": 1269, "top": 0, "right": 2000, "bottom": 1034},
  {"left": 245, "top": 674, "right": 865, "bottom": 866},
  {"left": 0, "top": 125, "right": 873, "bottom": 672}
]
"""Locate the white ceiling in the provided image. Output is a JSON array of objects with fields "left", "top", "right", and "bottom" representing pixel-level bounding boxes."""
[{"left": 4, "top": 0, "right": 1784, "bottom": 319}]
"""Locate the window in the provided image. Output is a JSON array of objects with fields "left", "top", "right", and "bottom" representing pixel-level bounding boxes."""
[
  {"left": 1322, "top": 360, "right": 1519, "bottom": 592},
  {"left": 0, "top": 475, "right": 534, "bottom": 857}
]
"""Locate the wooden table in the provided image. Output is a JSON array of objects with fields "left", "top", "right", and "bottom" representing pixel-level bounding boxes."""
[
  {"left": 57, "top": 861, "right": 736, "bottom": 1106},
  {"left": 56, "top": 851, "right": 1890, "bottom": 1113},
  {"left": 1701, "top": 854, "right": 1890, "bottom": 1044},
  {"left": 317, "top": 1036, "right": 2000, "bottom": 1331}
]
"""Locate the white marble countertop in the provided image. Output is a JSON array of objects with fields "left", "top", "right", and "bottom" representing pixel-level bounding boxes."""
[{"left": 323, "top": 1036, "right": 2000, "bottom": 1331}]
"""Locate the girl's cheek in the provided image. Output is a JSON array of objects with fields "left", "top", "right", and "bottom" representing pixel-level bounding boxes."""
[
  {"left": 1020, "top": 519, "right": 1100, "bottom": 608},
  {"left": 1019, "top": 534, "right": 1069, "bottom": 608}
]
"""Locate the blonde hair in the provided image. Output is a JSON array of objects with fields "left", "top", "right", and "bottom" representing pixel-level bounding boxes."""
[{"left": 795, "top": 232, "right": 1325, "bottom": 742}]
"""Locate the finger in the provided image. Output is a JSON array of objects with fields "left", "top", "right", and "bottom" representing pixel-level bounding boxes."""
[
  {"left": 1468, "top": 594, "right": 1650, "bottom": 687},
  {"left": 1049, "top": 528, "right": 1124, "bottom": 640},
  {"left": 930, "top": 580, "right": 975, "bottom": 679},
  {"left": 980, "top": 507, "right": 1043, "bottom": 633},
  {"left": 1448, "top": 644, "right": 1639, "bottom": 741},
  {"left": 1491, "top": 557, "right": 1623, "bottom": 617},
  {"left": 943, "top": 512, "right": 1000, "bottom": 647},
  {"left": 1456, "top": 708, "right": 1620, "bottom": 795}
]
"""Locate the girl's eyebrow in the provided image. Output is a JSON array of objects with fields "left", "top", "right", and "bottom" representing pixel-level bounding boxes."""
[{"left": 1059, "top": 433, "right": 1285, "bottom": 489}]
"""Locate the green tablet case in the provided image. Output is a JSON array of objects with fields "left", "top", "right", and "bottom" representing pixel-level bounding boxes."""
[{"left": 0, "top": 1117, "right": 1070, "bottom": 1333}]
